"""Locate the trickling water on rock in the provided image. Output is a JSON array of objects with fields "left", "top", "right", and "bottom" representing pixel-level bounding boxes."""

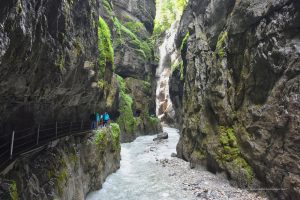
[{"left": 155, "top": 22, "right": 180, "bottom": 123}]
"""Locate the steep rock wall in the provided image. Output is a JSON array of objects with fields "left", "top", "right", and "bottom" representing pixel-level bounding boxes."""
[
  {"left": 173, "top": 0, "right": 300, "bottom": 199},
  {"left": 0, "top": 0, "right": 118, "bottom": 133},
  {"left": 0, "top": 127, "right": 120, "bottom": 200},
  {"left": 102, "top": 0, "right": 161, "bottom": 140},
  {"left": 0, "top": 128, "right": 121, "bottom": 200}
]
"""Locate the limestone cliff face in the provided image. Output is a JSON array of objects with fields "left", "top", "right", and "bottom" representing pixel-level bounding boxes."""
[
  {"left": 0, "top": 0, "right": 159, "bottom": 141},
  {"left": 173, "top": 0, "right": 300, "bottom": 199},
  {"left": 102, "top": 0, "right": 161, "bottom": 140},
  {"left": 0, "top": 127, "right": 120, "bottom": 200},
  {"left": 0, "top": 0, "right": 118, "bottom": 133}
]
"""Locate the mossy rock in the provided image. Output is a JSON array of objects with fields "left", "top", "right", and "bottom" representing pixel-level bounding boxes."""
[
  {"left": 116, "top": 75, "right": 139, "bottom": 134},
  {"left": 9, "top": 181, "right": 18, "bottom": 200},
  {"left": 215, "top": 126, "right": 254, "bottom": 186},
  {"left": 110, "top": 123, "right": 121, "bottom": 151}
]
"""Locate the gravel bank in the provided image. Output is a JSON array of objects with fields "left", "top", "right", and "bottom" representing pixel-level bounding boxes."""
[{"left": 150, "top": 139, "right": 268, "bottom": 200}]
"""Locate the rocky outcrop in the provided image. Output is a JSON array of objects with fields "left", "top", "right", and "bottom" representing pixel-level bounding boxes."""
[
  {"left": 101, "top": 0, "right": 161, "bottom": 140},
  {"left": 112, "top": 0, "right": 156, "bottom": 33},
  {"left": 115, "top": 75, "right": 161, "bottom": 142},
  {"left": 107, "top": 0, "right": 156, "bottom": 81},
  {"left": 173, "top": 0, "right": 300, "bottom": 199},
  {"left": 0, "top": 0, "right": 159, "bottom": 143},
  {"left": 0, "top": 0, "right": 118, "bottom": 133},
  {"left": 0, "top": 126, "right": 120, "bottom": 200}
]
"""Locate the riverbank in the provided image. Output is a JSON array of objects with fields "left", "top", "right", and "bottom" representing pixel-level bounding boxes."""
[
  {"left": 156, "top": 153, "right": 268, "bottom": 200},
  {"left": 87, "top": 127, "right": 268, "bottom": 200}
]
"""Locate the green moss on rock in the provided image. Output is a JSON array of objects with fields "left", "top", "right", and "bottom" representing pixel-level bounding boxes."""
[
  {"left": 216, "top": 126, "right": 254, "bottom": 184},
  {"left": 98, "top": 16, "right": 114, "bottom": 78},
  {"left": 95, "top": 129, "right": 108, "bottom": 147},
  {"left": 180, "top": 31, "right": 189, "bottom": 51},
  {"left": 216, "top": 31, "right": 228, "bottom": 58},
  {"left": 56, "top": 169, "right": 68, "bottom": 196},
  {"left": 146, "top": 114, "right": 160, "bottom": 127},
  {"left": 110, "top": 123, "right": 121, "bottom": 151},
  {"left": 116, "top": 75, "right": 138, "bottom": 134},
  {"left": 9, "top": 181, "right": 18, "bottom": 200},
  {"left": 113, "top": 17, "right": 152, "bottom": 59}
]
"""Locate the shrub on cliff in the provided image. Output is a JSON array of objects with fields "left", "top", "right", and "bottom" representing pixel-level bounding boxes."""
[{"left": 98, "top": 16, "right": 114, "bottom": 78}]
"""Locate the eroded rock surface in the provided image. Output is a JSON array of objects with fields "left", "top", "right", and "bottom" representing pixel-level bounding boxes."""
[
  {"left": 0, "top": 127, "right": 120, "bottom": 200},
  {"left": 173, "top": 0, "right": 300, "bottom": 199},
  {"left": 0, "top": 0, "right": 116, "bottom": 132}
]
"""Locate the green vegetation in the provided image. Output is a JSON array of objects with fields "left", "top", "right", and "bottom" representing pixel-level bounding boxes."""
[
  {"left": 98, "top": 16, "right": 114, "bottom": 78},
  {"left": 191, "top": 149, "right": 205, "bottom": 160},
  {"left": 142, "top": 81, "right": 151, "bottom": 92},
  {"left": 116, "top": 75, "right": 139, "bottom": 134},
  {"left": 98, "top": 79, "right": 107, "bottom": 90},
  {"left": 9, "top": 181, "right": 18, "bottom": 200},
  {"left": 146, "top": 113, "right": 160, "bottom": 127},
  {"left": 113, "top": 17, "right": 152, "bottom": 59},
  {"left": 154, "top": 0, "right": 188, "bottom": 35},
  {"left": 124, "top": 21, "right": 144, "bottom": 35},
  {"left": 180, "top": 31, "right": 189, "bottom": 51},
  {"left": 110, "top": 123, "right": 121, "bottom": 151},
  {"left": 101, "top": 0, "right": 154, "bottom": 60},
  {"left": 95, "top": 129, "right": 108, "bottom": 151},
  {"left": 56, "top": 169, "right": 68, "bottom": 196},
  {"left": 55, "top": 54, "right": 65, "bottom": 72},
  {"left": 47, "top": 159, "right": 69, "bottom": 197},
  {"left": 216, "top": 31, "right": 228, "bottom": 58},
  {"left": 94, "top": 124, "right": 120, "bottom": 152},
  {"left": 74, "top": 39, "right": 83, "bottom": 57},
  {"left": 103, "top": 0, "right": 113, "bottom": 15},
  {"left": 171, "top": 60, "right": 184, "bottom": 80},
  {"left": 216, "top": 126, "right": 254, "bottom": 184}
]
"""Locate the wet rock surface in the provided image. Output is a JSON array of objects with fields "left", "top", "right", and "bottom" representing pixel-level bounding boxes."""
[
  {"left": 0, "top": 0, "right": 115, "bottom": 131},
  {"left": 0, "top": 127, "right": 120, "bottom": 200},
  {"left": 172, "top": 0, "right": 300, "bottom": 199},
  {"left": 153, "top": 132, "right": 168, "bottom": 141}
]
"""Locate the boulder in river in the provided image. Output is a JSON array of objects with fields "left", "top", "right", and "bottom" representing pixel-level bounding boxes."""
[
  {"left": 171, "top": 153, "right": 177, "bottom": 157},
  {"left": 153, "top": 132, "right": 168, "bottom": 141}
]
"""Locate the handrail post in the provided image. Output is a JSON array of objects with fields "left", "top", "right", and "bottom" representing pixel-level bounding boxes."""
[
  {"left": 81, "top": 120, "right": 83, "bottom": 130},
  {"left": 36, "top": 124, "right": 40, "bottom": 145},
  {"left": 55, "top": 122, "right": 58, "bottom": 138},
  {"left": 10, "top": 130, "right": 15, "bottom": 159}
]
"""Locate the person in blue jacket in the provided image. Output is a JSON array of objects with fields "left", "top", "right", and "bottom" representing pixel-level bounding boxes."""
[
  {"left": 103, "top": 112, "right": 110, "bottom": 126},
  {"left": 96, "top": 112, "right": 100, "bottom": 127}
]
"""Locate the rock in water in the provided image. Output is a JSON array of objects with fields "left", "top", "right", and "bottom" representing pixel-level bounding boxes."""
[{"left": 153, "top": 132, "right": 169, "bottom": 141}]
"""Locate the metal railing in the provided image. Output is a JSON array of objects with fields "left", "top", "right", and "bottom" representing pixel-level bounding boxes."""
[{"left": 0, "top": 120, "right": 92, "bottom": 172}]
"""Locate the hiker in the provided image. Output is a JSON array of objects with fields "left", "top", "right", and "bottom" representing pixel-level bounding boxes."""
[
  {"left": 100, "top": 114, "right": 104, "bottom": 128},
  {"left": 96, "top": 112, "right": 100, "bottom": 127},
  {"left": 103, "top": 112, "right": 110, "bottom": 126},
  {"left": 90, "top": 112, "right": 96, "bottom": 130}
]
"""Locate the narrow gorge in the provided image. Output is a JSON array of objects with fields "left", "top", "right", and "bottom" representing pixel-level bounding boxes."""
[{"left": 0, "top": 0, "right": 299, "bottom": 200}]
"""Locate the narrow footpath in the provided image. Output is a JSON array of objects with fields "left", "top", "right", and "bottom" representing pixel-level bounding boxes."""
[{"left": 87, "top": 127, "right": 268, "bottom": 200}]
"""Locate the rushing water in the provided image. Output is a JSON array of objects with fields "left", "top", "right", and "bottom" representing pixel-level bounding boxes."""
[{"left": 86, "top": 127, "right": 189, "bottom": 200}]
